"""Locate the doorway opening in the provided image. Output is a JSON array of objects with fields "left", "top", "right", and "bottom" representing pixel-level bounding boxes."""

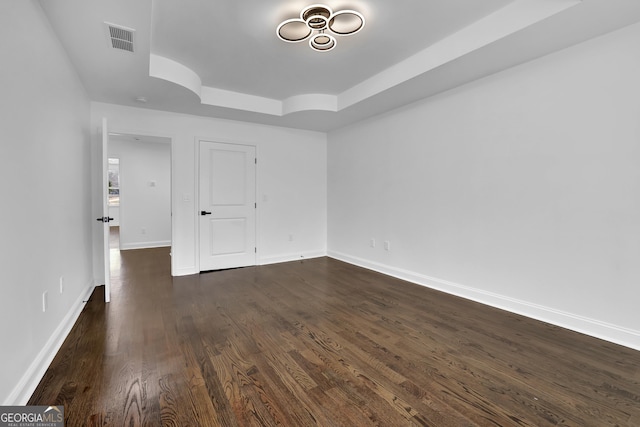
[{"left": 106, "top": 132, "right": 172, "bottom": 292}]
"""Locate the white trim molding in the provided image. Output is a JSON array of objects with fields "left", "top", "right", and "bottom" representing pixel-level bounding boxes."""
[
  {"left": 120, "top": 240, "right": 172, "bottom": 251},
  {"left": 259, "top": 251, "right": 327, "bottom": 266},
  {"left": 328, "top": 251, "right": 640, "bottom": 352},
  {"left": 172, "top": 266, "right": 198, "bottom": 277}
]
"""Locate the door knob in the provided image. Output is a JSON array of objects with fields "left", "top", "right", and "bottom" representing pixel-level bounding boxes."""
[{"left": 200, "top": 211, "right": 212, "bottom": 216}]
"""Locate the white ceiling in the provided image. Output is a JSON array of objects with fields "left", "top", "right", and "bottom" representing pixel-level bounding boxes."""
[{"left": 40, "top": 0, "right": 640, "bottom": 132}]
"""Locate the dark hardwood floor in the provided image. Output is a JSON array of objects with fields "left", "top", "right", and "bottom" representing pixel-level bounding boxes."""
[{"left": 29, "top": 248, "right": 640, "bottom": 426}]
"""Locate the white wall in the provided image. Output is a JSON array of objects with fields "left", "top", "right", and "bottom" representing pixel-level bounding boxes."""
[
  {"left": 91, "top": 103, "right": 327, "bottom": 277},
  {"left": 328, "top": 22, "right": 640, "bottom": 350},
  {"left": 0, "top": 1, "right": 94, "bottom": 404},
  {"left": 109, "top": 138, "right": 171, "bottom": 249}
]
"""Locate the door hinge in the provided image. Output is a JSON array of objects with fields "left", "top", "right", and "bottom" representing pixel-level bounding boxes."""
[
  {"left": 255, "top": 158, "right": 257, "bottom": 164},
  {"left": 255, "top": 202, "right": 257, "bottom": 208},
  {"left": 254, "top": 247, "right": 257, "bottom": 253}
]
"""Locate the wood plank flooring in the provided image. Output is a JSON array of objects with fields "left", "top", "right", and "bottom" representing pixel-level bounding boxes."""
[{"left": 29, "top": 248, "right": 640, "bottom": 426}]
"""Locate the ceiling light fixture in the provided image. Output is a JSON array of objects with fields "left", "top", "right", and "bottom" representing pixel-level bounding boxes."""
[{"left": 277, "top": 4, "right": 365, "bottom": 52}]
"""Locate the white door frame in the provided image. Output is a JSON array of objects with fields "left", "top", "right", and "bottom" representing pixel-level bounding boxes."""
[
  {"left": 100, "top": 118, "right": 111, "bottom": 302},
  {"left": 99, "top": 125, "right": 175, "bottom": 294}
]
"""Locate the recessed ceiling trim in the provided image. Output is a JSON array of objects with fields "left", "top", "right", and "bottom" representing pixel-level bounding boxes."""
[
  {"left": 282, "top": 94, "right": 338, "bottom": 115},
  {"left": 149, "top": 55, "right": 339, "bottom": 116},
  {"left": 149, "top": 54, "right": 202, "bottom": 97},
  {"left": 340, "top": 0, "right": 582, "bottom": 110},
  {"left": 201, "top": 86, "right": 283, "bottom": 115},
  {"left": 149, "top": 0, "right": 581, "bottom": 117}
]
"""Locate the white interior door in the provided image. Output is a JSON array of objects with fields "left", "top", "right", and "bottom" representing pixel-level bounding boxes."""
[
  {"left": 199, "top": 141, "right": 256, "bottom": 271},
  {"left": 99, "top": 118, "right": 111, "bottom": 302}
]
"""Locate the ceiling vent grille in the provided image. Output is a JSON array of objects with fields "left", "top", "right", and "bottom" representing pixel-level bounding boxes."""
[{"left": 104, "top": 22, "right": 136, "bottom": 53}]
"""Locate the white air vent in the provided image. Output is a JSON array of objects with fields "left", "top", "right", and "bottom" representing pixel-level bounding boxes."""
[{"left": 104, "top": 22, "right": 136, "bottom": 53}]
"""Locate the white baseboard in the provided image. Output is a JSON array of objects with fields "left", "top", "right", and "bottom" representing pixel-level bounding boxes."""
[
  {"left": 328, "top": 251, "right": 640, "bottom": 352},
  {"left": 176, "top": 252, "right": 326, "bottom": 276},
  {"left": 4, "top": 281, "right": 96, "bottom": 405},
  {"left": 120, "top": 240, "right": 171, "bottom": 250},
  {"left": 259, "top": 250, "right": 326, "bottom": 266},
  {"left": 172, "top": 266, "right": 197, "bottom": 277}
]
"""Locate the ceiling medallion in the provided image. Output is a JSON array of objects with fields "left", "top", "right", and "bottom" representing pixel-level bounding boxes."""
[{"left": 277, "top": 4, "right": 365, "bottom": 52}]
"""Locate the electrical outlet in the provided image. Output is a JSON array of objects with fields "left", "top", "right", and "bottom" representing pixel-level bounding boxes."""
[
  {"left": 59, "top": 276, "right": 64, "bottom": 294},
  {"left": 384, "top": 241, "right": 391, "bottom": 251},
  {"left": 42, "top": 291, "right": 48, "bottom": 312},
  {"left": 370, "top": 238, "right": 376, "bottom": 248},
  {"left": 141, "top": 228, "right": 146, "bottom": 235}
]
